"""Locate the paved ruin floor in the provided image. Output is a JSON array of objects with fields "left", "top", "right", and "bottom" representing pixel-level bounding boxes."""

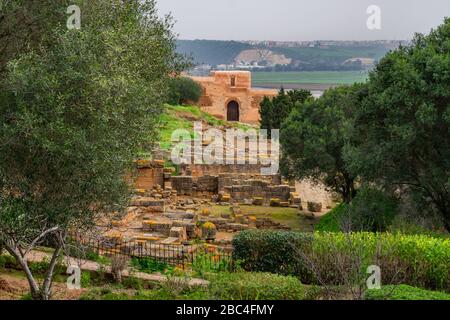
[{"left": 203, "top": 204, "right": 324, "bottom": 232}]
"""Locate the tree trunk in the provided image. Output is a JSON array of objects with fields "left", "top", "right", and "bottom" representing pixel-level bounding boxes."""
[
  {"left": 342, "top": 174, "right": 356, "bottom": 204},
  {"left": 40, "top": 244, "right": 62, "bottom": 300},
  {"left": 439, "top": 204, "right": 450, "bottom": 233},
  {"left": 4, "top": 241, "right": 62, "bottom": 300},
  {"left": 4, "top": 244, "right": 41, "bottom": 299}
]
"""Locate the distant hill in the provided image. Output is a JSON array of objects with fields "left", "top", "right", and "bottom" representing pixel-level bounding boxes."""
[
  {"left": 176, "top": 40, "right": 398, "bottom": 71},
  {"left": 176, "top": 40, "right": 252, "bottom": 66}
]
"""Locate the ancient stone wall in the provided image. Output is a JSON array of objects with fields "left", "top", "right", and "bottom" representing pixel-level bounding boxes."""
[
  {"left": 181, "top": 163, "right": 263, "bottom": 177},
  {"left": 217, "top": 173, "right": 281, "bottom": 192},
  {"left": 132, "top": 160, "right": 166, "bottom": 190},
  {"left": 171, "top": 176, "right": 193, "bottom": 196},
  {"left": 190, "top": 71, "right": 277, "bottom": 124},
  {"left": 295, "top": 180, "right": 336, "bottom": 209},
  {"left": 224, "top": 182, "right": 291, "bottom": 204}
]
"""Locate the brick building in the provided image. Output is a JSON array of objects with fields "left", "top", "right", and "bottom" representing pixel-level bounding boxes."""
[{"left": 190, "top": 71, "right": 277, "bottom": 124}]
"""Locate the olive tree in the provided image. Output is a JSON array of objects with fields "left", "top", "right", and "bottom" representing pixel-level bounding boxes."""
[
  {"left": 344, "top": 18, "right": 450, "bottom": 230},
  {"left": 0, "top": 0, "right": 184, "bottom": 299},
  {"left": 281, "top": 85, "right": 367, "bottom": 203}
]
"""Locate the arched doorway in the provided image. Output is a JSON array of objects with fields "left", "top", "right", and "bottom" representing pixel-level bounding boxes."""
[{"left": 227, "top": 100, "right": 239, "bottom": 122}]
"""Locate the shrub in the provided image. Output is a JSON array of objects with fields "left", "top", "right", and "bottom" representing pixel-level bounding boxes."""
[
  {"left": 316, "top": 188, "right": 398, "bottom": 232},
  {"left": 208, "top": 272, "right": 306, "bottom": 300},
  {"left": 0, "top": 255, "right": 16, "bottom": 269},
  {"left": 167, "top": 77, "right": 202, "bottom": 105},
  {"left": 81, "top": 272, "right": 91, "bottom": 288},
  {"left": 131, "top": 257, "right": 172, "bottom": 274},
  {"left": 29, "top": 259, "right": 50, "bottom": 275},
  {"left": 366, "top": 285, "right": 450, "bottom": 300},
  {"left": 315, "top": 204, "right": 345, "bottom": 232},
  {"left": 122, "top": 276, "right": 144, "bottom": 290},
  {"left": 192, "top": 250, "right": 231, "bottom": 278},
  {"left": 311, "top": 232, "right": 450, "bottom": 291},
  {"left": 233, "top": 230, "right": 450, "bottom": 291},
  {"left": 232, "top": 230, "right": 313, "bottom": 277},
  {"left": 341, "top": 188, "right": 398, "bottom": 232}
]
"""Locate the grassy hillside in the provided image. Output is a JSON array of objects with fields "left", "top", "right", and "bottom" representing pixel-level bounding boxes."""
[{"left": 158, "top": 105, "right": 254, "bottom": 150}]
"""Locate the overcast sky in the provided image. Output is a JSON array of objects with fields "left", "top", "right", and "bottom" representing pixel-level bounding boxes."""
[{"left": 157, "top": 0, "right": 450, "bottom": 41}]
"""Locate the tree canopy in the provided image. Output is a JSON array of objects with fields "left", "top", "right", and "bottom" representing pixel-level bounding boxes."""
[
  {"left": 167, "top": 76, "right": 202, "bottom": 105},
  {"left": 260, "top": 88, "right": 312, "bottom": 136},
  {"left": 281, "top": 84, "right": 367, "bottom": 203},
  {"left": 344, "top": 18, "right": 450, "bottom": 230},
  {"left": 0, "top": 0, "right": 184, "bottom": 299}
]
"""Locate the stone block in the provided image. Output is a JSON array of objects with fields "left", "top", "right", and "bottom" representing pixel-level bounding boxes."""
[
  {"left": 170, "top": 227, "right": 187, "bottom": 241},
  {"left": 270, "top": 198, "right": 281, "bottom": 207},
  {"left": 307, "top": 201, "right": 323, "bottom": 213},
  {"left": 252, "top": 197, "right": 263, "bottom": 206}
]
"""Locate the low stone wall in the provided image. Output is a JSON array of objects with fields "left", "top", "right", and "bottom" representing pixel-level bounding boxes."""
[
  {"left": 181, "top": 163, "right": 264, "bottom": 177},
  {"left": 171, "top": 176, "right": 194, "bottom": 196},
  {"left": 218, "top": 173, "right": 281, "bottom": 192},
  {"left": 224, "top": 184, "right": 291, "bottom": 204},
  {"left": 134, "top": 167, "right": 164, "bottom": 191}
]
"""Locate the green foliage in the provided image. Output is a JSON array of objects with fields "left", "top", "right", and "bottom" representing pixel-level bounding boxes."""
[
  {"left": 260, "top": 88, "right": 312, "bottom": 136},
  {"left": 0, "top": 0, "right": 69, "bottom": 74},
  {"left": 316, "top": 188, "right": 398, "bottom": 232},
  {"left": 85, "top": 251, "right": 110, "bottom": 265},
  {"left": 192, "top": 251, "right": 231, "bottom": 278},
  {"left": 0, "top": 254, "right": 16, "bottom": 269},
  {"left": 131, "top": 257, "right": 173, "bottom": 274},
  {"left": 121, "top": 276, "right": 144, "bottom": 290},
  {"left": 342, "top": 188, "right": 398, "bottom": 232},
  {"left": 208, "top": 272, "right": 306, "bottom": 300},
  {"left": 315, "top": 204, "right": 345, "bottom": 232},
  {"left": 0, "top": 0, "right": 185, "bottom": 298},
  {"left": 81, "top": 272, "right": 91, "bottom": 288},
  {"left": 157, "top": 104, "right": 253, "bottom": 150},
  {"left": 366, "top": 285, "right": 450, "bottom": 300},
  {"left": 20, "top": 293, "right": 33, "bottom": 301},
  {"left": 281, "top": 84, "right": 366, "bottom": 203},
  {"left": 344, "top": 18, "right": 450, "bottom": 230},
  {"left": 29, "top": 259, "right": 50, "bottom": 275},
  {"left": 233, "top": 230, "right": 450, "bottom": 291},
  {"left": 167, "top": 77, "right": 202, "bottom": 105},
  {"left": 232, "top": 230, "right": 313, "bottom": 276}
]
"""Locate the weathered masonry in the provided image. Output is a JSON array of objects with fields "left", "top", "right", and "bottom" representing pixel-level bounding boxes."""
[{"left": 190, "top": 71, "right": 277, "bottom": 124}]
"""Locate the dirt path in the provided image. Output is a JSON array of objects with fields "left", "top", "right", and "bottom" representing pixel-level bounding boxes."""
[
  {"left": 26, "top": 250, "right": 209, "bottom": 287},
  {"left": 0, "top": 272, "right": 85, "bottom": 300}
]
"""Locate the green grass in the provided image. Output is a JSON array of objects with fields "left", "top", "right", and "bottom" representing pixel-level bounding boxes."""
[
  {"left": 158, "top": 105, "right": 254, "bottom": 150},
  {"left": 314, "top": 203, "right": 345, "bottom": 232},
  {"left": 206, "top": 204, "right": 317, "bottom": 232},
  {"left": 366, "top": 285, "right": 450, "bottom": 300},
  {"left": 80, "top": 272, "right": 307, "bottom": 301},
  {"left": 252, "top": 71, "right": 369, "bottom": 85}
]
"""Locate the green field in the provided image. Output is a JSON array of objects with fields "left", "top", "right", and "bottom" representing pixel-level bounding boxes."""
[{"left": 252, "top": 71, "right": 369, "bottom": 85}]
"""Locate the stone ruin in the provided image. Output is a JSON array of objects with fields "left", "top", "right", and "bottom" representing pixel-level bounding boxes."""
[{"left": 100, "top": 135, "right": 332, "bottom": 247}]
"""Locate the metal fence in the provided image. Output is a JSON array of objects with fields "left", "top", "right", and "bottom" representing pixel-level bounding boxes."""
[{"left": 69, "top": 236, "right": 234, "bottom": 272}]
